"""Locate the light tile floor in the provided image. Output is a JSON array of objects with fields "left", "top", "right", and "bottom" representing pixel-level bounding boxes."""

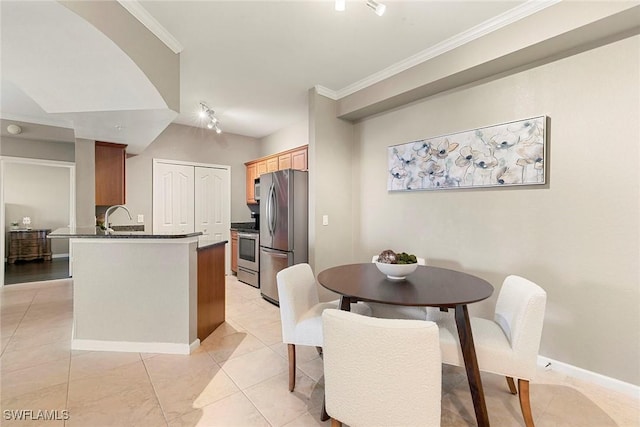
[{"left": 1, "top": 276, "right": 638, "bottom": 426}]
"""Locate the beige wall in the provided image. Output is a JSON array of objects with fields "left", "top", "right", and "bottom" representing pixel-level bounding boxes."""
[
  {"left": 4, "top": 163, "right": 70, "bottom": 255},
  {"left": 74, "top": 138, "right": 95, "bottom": 227},
  {"left": 259, "top": 119, "right": 309, "bottom": 157},
  {"left": 351, "top": 36, "right": 639, "bottom": 385},
  {"left": 122, "top": 123, "right": 261, "bottom": 229},
  {"left": 0, "top": 137, "right": 74, "bottom": 162},
  {"left": 309, "top": 90, "right": 357, "bottom": 301}
]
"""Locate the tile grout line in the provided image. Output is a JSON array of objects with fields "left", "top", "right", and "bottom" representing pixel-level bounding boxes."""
[
  {"left": 0, "top": 289, "right": 38, "bottom": 358},
  {"left": 222, "top": 312, "right": 317, "bottom": 427},
  {"left": 140, "top": 353, "right": 170, "bottom": 427},
  {"left": 210, "top": 324, "right": 281, "bottom": 426},
  {"left": 43, "top": 282, "right": 73, "bottom": 426}
]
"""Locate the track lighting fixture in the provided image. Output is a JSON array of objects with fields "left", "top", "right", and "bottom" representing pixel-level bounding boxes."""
[
  {"left": 199, "top": 102, "right": 222, "bottom": 134},
  {"left": 335, "top": 0, "right": 386, "bottom": 15},
  {"left": 366, "top": 0, "right": 386, "bottom": 16}
]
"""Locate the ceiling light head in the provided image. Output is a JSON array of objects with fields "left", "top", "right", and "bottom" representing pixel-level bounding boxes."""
[
  {"left": 366, "top": 0, "right": 386, "bottom": 16},
  {"left": 335, "top": 0, "right": 346, "bottom": 11},
  {"left": 199, "top": 102, "right": 209, "bottom": 118},
  {"left": 7, "top": 124, "right": 22, "bottom": 135},
  {"left": 198, "top": 101, "right": 223, "bottom": 133}
]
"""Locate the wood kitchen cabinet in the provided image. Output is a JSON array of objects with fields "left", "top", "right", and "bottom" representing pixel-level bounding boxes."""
[
  {"left": 95, "top": 141, "right": 127, "bottom": 206},
  {"left": 278, "top": 153, "right": 292, "bottom": 170},
  {"left": 244, "top": 145, "right": 308, "bottom": 204},
  {"left": 197, "top": 242, "right": 226, "bottom": 340},
  {"left": 278, "top": 146, "right": 307, "bottom": 171},
  {"left": 246, "top": 163, "right": 258, "bottom": 204},
  {"left": 256, "top": 160, "right": 267, "bottom": 176},
  {"left": 266, "top": 157, "right": 278, "bottom": 173},
  {"left": 231, "top": 230, "right": 238, "bottom": 273},
  {"left": 290, "top": 147, "right": 307, "bottom": 171}
]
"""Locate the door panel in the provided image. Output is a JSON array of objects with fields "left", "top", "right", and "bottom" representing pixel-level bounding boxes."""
[
  {"left": 195, "top": 166, "right": 229, "bottom": 246},
  {"left": 153, "top": 162, "right": 194, "bottom": 234},
  {"left": 154, "top": 161, "right": 231, "bottom": 274}
]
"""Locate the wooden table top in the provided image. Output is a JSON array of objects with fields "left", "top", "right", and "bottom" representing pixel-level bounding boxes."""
[{"left": 317, "top": 263, "right": 494, "bottom": 307}]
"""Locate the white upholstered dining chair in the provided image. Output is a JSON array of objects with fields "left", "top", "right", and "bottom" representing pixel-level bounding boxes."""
[
  {"left": 436, "top": 275, "right": 546, "bottom": 427},
  {"left": 368, "top": 255, "right": 430, "bottom": 320},
  {"left": 276, "top": 263, "right": 371, "bottom": 392},
  {"left": 322, "top": 309, "right": 441, "bottom": 427}
]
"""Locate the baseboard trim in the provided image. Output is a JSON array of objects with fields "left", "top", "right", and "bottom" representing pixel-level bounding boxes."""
[
  {"left": 72, "top": 338, "right": 199, "bottom": 355},
  {"left": 538, "top": 355, "right": 639, "bottom": 397},
  {"left": 3, "top": 254, "right": 69, "bottom": 262},
  {"left": 52, "top": 253, "right": 69, "bottom": 259}
]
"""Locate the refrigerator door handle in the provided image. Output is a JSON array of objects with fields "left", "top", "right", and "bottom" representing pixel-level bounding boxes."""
[
  {"left": 265, "top": 183, "right": 272, "bottom": 235},
  {"left": 261, "top": 247, "right": 288, "bottom": 258},
  {"left": 267, "top": 183, "right": 277, "bottom": 235}
]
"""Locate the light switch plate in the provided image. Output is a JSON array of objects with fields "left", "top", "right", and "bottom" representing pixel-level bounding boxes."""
[
  {"left": 137, "top": 214, "right": 144, "bottom": 223},
  {"left": 322, "top": 215, "right": 329, "bottom": 226}
]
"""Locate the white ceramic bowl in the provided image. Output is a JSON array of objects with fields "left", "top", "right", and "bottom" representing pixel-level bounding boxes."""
[{"left": 375, "top": 261, "right": 418, "bottom": 280}]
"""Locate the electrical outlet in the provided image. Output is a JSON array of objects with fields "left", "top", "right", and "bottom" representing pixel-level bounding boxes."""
[
  {"left": 322, "top": 215, "right": 329, "bottom": 226},
  {"left": 137, "top": 214, "right": 144, "bottom": 223}
]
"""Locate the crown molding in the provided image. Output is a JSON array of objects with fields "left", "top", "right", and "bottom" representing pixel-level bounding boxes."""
[
  {"left": 117, "top": 0, "right": 183, "bottom": 54},
  {"left": 335, "top": 0, "right": 561, "bottom": 99},
  {"left": 314, "top": 85, "right": 338, "bottom": 100}
]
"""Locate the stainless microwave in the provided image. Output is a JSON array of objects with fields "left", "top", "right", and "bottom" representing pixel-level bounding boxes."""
[{"left": 254, "top": 178, "right": 260, "bottom": 202}]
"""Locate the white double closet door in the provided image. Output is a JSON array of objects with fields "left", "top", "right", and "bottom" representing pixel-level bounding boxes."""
[{"left": 152, "top": 159, "right": 231, "bottom": 273}]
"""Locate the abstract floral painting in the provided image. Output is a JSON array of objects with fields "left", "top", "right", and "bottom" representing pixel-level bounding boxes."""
[{"left": 387, "top": 116, "right": 546, "bottom": 191}]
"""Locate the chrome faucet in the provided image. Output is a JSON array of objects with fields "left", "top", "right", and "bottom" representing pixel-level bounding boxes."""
[{"left": 104, "top": 205, "right": 132, "bottom": 233}]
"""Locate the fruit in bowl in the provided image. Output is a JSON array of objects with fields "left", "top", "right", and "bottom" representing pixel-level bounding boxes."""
[{"left": 375, "top": 249, "right": 418, "bottom": 280}]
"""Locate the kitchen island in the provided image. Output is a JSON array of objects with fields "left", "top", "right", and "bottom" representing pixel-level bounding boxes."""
[{"left": 49, "top": 227, "right": 226, "bottom": 355}]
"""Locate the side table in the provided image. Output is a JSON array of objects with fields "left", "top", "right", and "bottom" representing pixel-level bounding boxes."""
[{"left": 7, "top": 229, "right": 52, "bottom": 263}]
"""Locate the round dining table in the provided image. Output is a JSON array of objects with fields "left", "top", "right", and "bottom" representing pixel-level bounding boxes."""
[{"left": 317, "top": 263, "right": 494, "bottom": 427}]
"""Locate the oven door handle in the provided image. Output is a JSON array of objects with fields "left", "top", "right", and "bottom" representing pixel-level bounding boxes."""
[{"left": 237, "top": 233, "right": 257, "bottom": 239}]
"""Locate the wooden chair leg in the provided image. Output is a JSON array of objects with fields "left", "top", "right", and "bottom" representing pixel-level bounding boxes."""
[
  {"left": 330, "top": 418, "right": 342, "bottom": 427},
  {"left": 518, "top": 379, "right": 535, "bottom": 427},
  {"left": 321, "top": 396, "right": 329, "bottom": 421},
  {"left": 288, "top": 344, "right": 296, "bottom": 392},
  {"left": 506, "top": 376, "right": 518, "bottom": 394}
]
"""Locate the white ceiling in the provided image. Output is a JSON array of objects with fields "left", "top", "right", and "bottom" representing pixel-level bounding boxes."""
[{"left": 0, "top": 0, "right": 535, "bottom": 151}]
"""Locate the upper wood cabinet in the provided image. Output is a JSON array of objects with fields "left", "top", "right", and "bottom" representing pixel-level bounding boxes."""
[
  {"left": 290, "top": 147, "right": 308, "bottom": 171},
  {"left": 256, "top": 160, "right": 267, "bottom": 176},
  {"left": 266, "top": 157, "right": 278, "bottom": 173},
  {"left": 244, "top": 145, "right": 308, "bottom": 205},
  {"left": 246, "top": 163, "right": 258, "bottom": 205},
  {"left": 95, "top": 141, "right": 127, "bottom": 206},
  {"left": 278, "top": 153, "right": 292, "bottom": 170}
]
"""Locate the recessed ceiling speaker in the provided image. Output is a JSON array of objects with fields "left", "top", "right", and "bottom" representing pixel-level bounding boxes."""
[{"left": 7, "top": 124, "right": 22, "bottom": 135}]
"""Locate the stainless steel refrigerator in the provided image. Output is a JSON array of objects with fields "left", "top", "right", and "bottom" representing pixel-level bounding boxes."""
[{"left": 259, "top": 169, "right": 308, "bottom": 305}]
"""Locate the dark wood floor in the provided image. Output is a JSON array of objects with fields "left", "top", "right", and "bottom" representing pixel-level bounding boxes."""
[{"left": 4, "top": 257, "right": 70, "bottom": 285}]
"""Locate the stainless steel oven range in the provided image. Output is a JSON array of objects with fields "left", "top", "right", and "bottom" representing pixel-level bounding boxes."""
[{"left": 237, "top": 232, "right": 259, "bottom": 287}]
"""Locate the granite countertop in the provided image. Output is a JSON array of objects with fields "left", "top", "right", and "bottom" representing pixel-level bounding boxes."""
[
  {"left": 197, "top": 239, "right": 228, "bottom": 250},
  {"left": 48, "top": 227, "right": 203, "bottom": 239},
  {"left": 230, "top": 222, "right": 259, "bottom": 233}
]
